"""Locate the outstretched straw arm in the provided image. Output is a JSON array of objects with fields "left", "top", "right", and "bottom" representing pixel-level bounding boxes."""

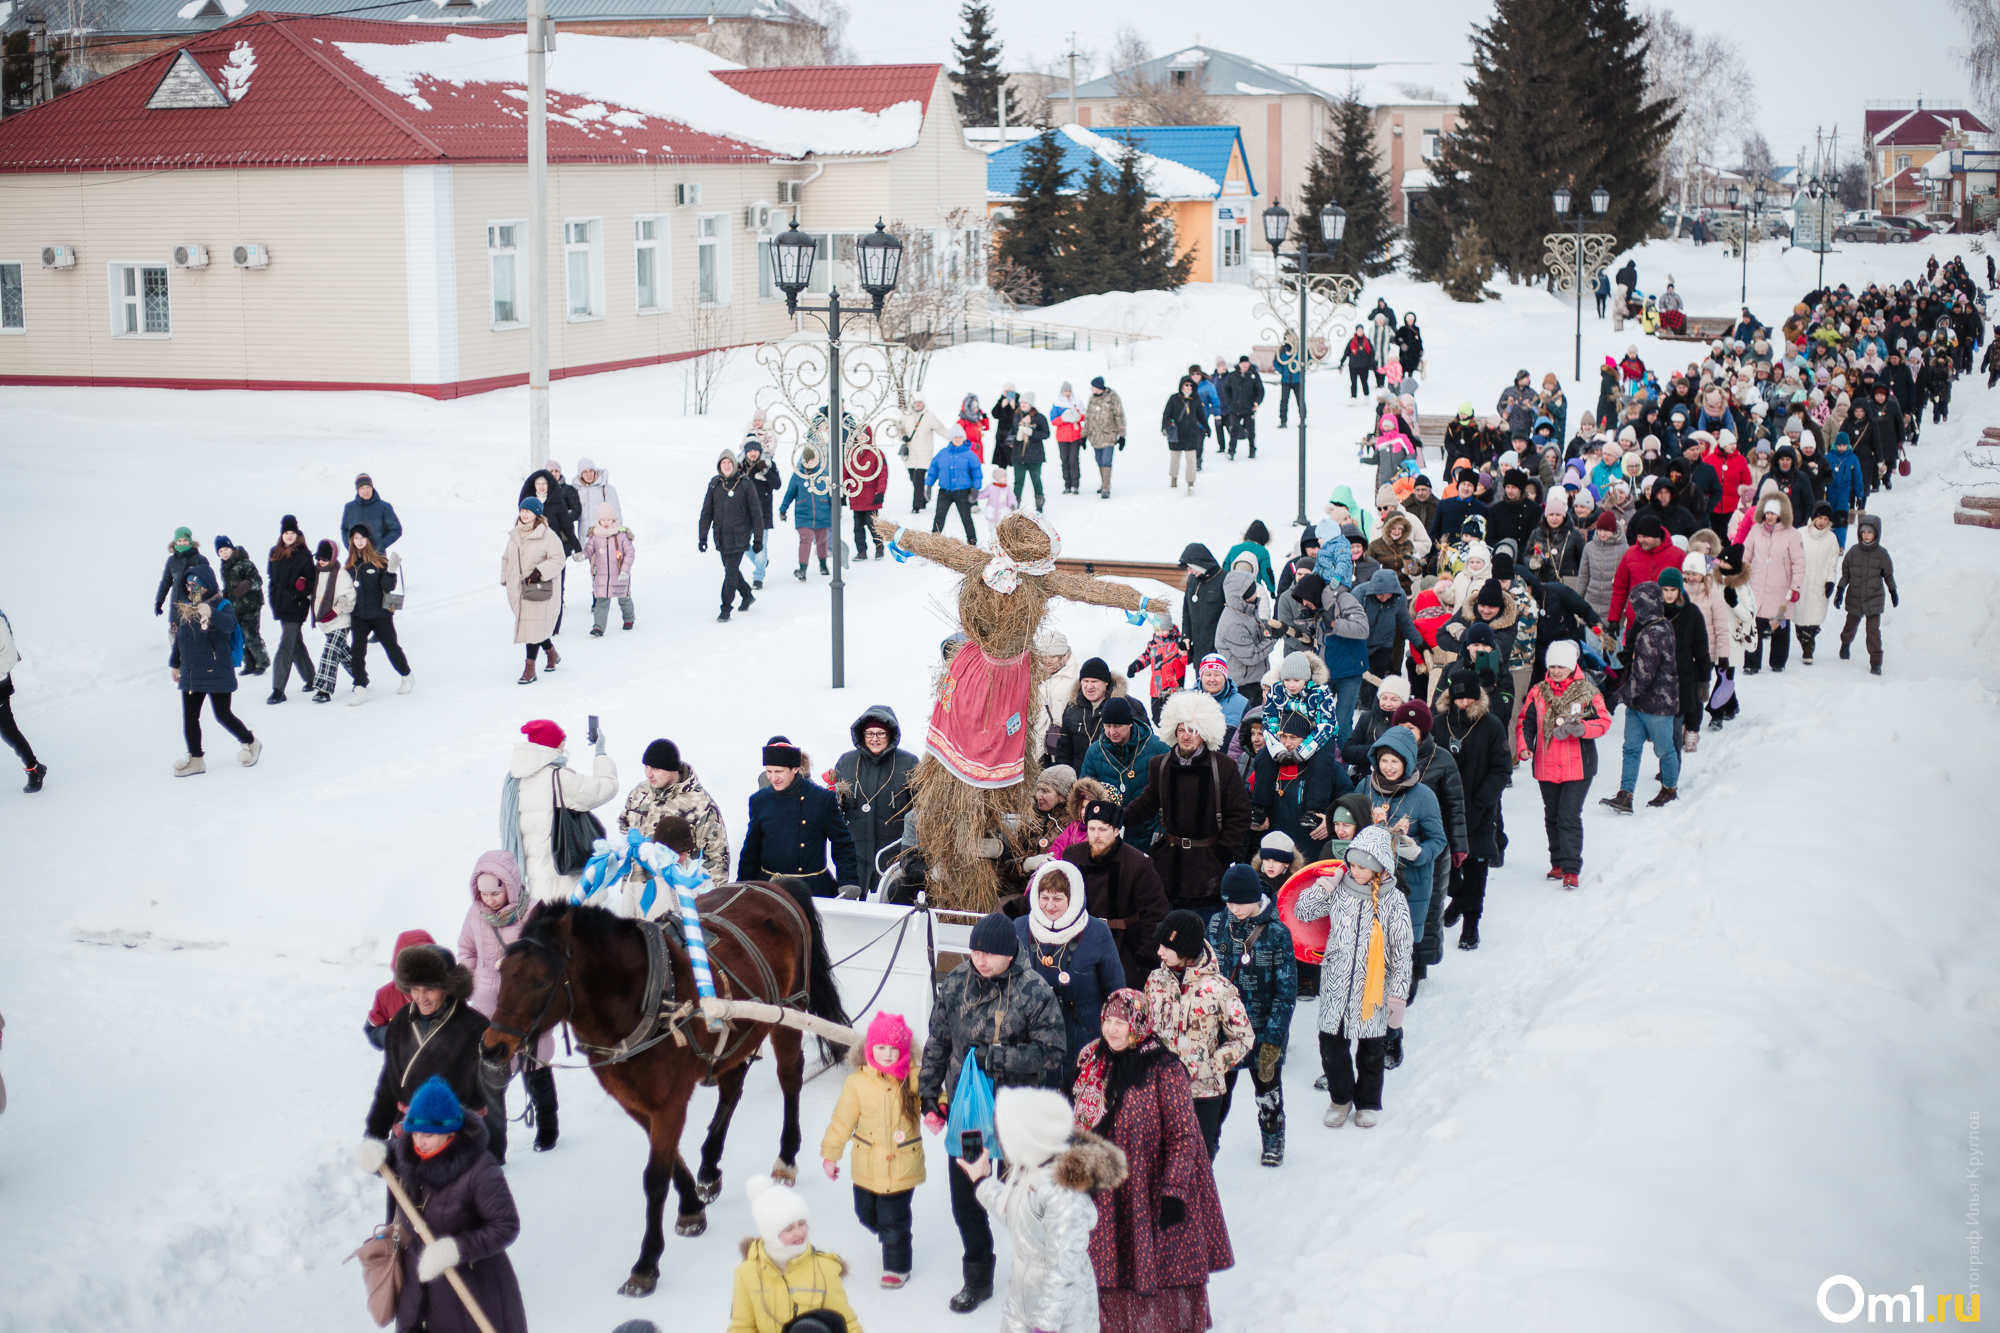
[{"left": 870, "top": 517, "right": 992, "bottom": 576}]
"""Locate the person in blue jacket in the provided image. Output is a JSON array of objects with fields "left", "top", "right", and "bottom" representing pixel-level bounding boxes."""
[
  {"left": 341, "top": 473, "right": 403, "bottom": 549},
  {"left": 1195, "top": 368, "right": 1223, "bottom": 469},
  {"left": 1824, "top": 432, "right": 1866, "bottom": 547},
  {"left": 738, "top": 737, "right": 858, "bottom": 898},
  {"left": 1014, "top": 860, "right": 1125, "bottom": 1089},
  {"left": 1276, "top": 337, "right": 1304, "bottom": 428},
  {"left": 925, "top": 425, "right": 982, "bottom": 543},
  {"left": 1429, "top": 469, "right": 1491, "bottom": 543},
  {"left": 778, "top": 444, "right": 836, "bottom": 580},
  {"left": 169, "top": 565, "right": 260, "bottom": 776},
  {"left": 1249, "top": 707, "right": 1353, "bottom": 859},
  {"left": 1205, "top": 863, "right": 1297, "bottom": 1165},
  {"left": 1079, "top": 696, "right": 1170, "bottom": 847}
]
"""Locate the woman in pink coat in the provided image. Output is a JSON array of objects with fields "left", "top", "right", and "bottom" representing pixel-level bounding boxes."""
[
  {"left": 1742, "top": 489, "right": 1802, "bottom": 673},
  {"left": 459, "top": 849, "right": 559, "bottom": 1159}
]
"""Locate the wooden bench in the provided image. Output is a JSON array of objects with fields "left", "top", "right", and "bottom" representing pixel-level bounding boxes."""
[{"left": 1656, "top": 315, "right": 1735, "bottom": 344}]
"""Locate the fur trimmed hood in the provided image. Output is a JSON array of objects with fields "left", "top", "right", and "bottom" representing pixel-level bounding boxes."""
[
  {"left": 1051, "top": 1128, "right": 1130, "bottom": 1194},
  {"left": 1157, "top": 688, "right": 1227, "bottom": 752},
  {"left": 1066, "top": 672, "right": 1129, "bottom": 708},
  {"left": 1066, "top": 777, "right": 1116, "bottom": 825},
  {"left": 1260, "top": 650, "right": 1329, "bottom": 690}
]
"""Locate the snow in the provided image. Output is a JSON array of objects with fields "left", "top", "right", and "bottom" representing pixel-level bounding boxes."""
[
  {"left": 1233, "top": 82, "right": 1289, "bottom": 98},
  {"left": 174, "top": 0, "right": 245, "bottom": 17},
  {"left": 332, "top": 32, "right": 925, "bottom": 158},
  {"left": 220, "top": 40, "right": 255, "bottom": 103},
  {"left": 1059, "top": 123, "right": 1218, "bottom": 201},
  {"left": 3, "top": 236, "right": 1997, "bottom": 1330},
  {"left": 1279, "top": 60, "right": 1472, "bottom": 108}
]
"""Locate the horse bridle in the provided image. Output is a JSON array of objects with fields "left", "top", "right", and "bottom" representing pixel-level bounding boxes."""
[{"left": 487, "top": 933, "right": 573, "bottom": 1050}]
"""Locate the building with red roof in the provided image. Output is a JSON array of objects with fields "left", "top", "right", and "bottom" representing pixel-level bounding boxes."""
[
  {"left": 1863, "top": 104, "right": 1993, "bottom": 221},
  {"left": 0, "top": 16, "right": 985, "bottom": 395}
]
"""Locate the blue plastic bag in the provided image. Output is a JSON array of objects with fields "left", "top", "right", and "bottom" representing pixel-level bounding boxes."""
[{"left": 943, "top": 1045, "right": 1001, "bottom": 1163}]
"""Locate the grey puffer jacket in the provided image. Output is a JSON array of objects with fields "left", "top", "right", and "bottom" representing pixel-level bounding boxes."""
[
  {"left": 1213, "top": 568, "right": 1276, "bottom": 688},
  {"left": 919, "top": 943, "right": 1066, "bottom": 1113},
  {"left": 976, "top": 1131, "right": 1127, "bottom": 1333},
  {"left": 1575, "top": 532, "right": 1629, "bottom": 617},
  {"left": 1836, "top": 516, "right": 1897, "bottom": 616},
  {"left": 1290, "top": 826, "right": 1414, "bottom": 1040}
]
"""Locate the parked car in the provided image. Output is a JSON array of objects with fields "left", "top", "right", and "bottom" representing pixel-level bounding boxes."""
[
  {"left": 1833, "top": 219, "right": 1905, "bottom": 244},
  {"left": 1877, "top": 215, "right": 1936, "bottom": 241}
]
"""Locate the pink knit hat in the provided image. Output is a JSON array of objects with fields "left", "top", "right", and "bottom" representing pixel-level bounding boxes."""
[{"left": 864, "top": 1011, "right": 913, "bottom": 1081}]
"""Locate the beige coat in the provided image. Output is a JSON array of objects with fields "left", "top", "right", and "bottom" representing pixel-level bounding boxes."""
[
  {"left": 502, "top": 520, "right": 567, "bottom": 644},
  {"left": 897, "top": 407, "right": 951, "bottom": 469},
  {"left": 511, "top": 741, "right": 622, "bottom": 902}
]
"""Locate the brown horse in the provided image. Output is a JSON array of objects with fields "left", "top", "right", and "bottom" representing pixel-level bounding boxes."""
[{"left": 480, "top": 881, "right": 848, "bottom": 1296}]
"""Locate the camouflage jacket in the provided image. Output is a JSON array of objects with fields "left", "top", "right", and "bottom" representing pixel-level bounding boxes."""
[{"left": 618, "top": 766, "right": 731, "bottom": 881}]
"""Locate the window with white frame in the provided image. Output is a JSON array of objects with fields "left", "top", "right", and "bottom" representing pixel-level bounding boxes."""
[
  {"left": 0, "top": 263, "right": 22, "bottom": 332},
  {"left": 1218, "top": 224, "right": 1244, "bottom": 270},
  {"left": 110, "top": 263, "right": 170, "bottom": 337},
  {"left": 564, "top": 218, "right": 603, "bottom": 320},
  {"left": 634, "top": 215, "right": 668, "bottom": 314},
  {"left": 487, "top": 222, "right": 524, "bottom": 328},
  {"left": 1422, "top": 127, "right": 1441, "bottom": 159},
  {"left": 697, "top": 213, "right": 730, "bottom": 306},
  {"left": 1895, "top": 153, "right": 1912, "bottom": 172}
]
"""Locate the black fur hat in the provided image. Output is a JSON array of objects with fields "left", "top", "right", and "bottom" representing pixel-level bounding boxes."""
[{"left": 395, "top": 942, "right": 473, "bottom": 1000}]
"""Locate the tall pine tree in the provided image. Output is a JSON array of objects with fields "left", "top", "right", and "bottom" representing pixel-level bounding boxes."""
[
  {"left": 1569, "top": 0, "right": 1675, "bottom": 252},
  {"left": 1298, "top": 92, "right": 1396, "bottom": 277},
  {"left": 1437, "top": 0, "right": 1594, "bottom": 282},
  {"left": 1104, "top": 140, "right": 1194, "bottom": 293},
  {"left": 950, "top": 3, "right": 1005, "bottom": 127},
  {"left": 995, "top": 129, "right": 1075, "bottom": 304}
]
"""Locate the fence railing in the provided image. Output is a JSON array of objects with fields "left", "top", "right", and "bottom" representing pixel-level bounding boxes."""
[{"left": 900, "top": 314, "right": 1157, "bottom": 353}]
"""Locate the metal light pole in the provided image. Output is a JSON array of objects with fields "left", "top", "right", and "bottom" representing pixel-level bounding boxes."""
[
  {"left": 1261, "top": 201, "right": 1348, "bottom": 528},
  {"left": 770, "top": 219, "right": 903, "bottom": 688},
  {"left": 525, "top": 0, "right": 551, "bottom": 467},
  {"left": 1552, "top": 185, "right": 1609, "bottom": 384},
  {"left": 1807, "top": 176, "right": 1828, "bottom": 293},
  {"left": 1726, "top": 181, "right": 1766, "bottom": 306}
]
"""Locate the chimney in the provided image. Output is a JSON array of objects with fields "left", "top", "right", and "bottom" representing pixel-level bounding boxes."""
[{"left": 27, "top": 15, "right": 55, "bottom": 107}]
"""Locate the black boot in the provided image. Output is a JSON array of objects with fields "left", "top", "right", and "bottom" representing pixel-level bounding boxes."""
[
  {"left": 24, "top": 763, "right": 47, "bottom": 793},
  {"left": 1458, "top": 917, "right": 1481, "bottom": 950},
  {"left": 1382, "top": 1028, "right": 1404, "bottom": 1070},
  {"left": 949, "top": 1260, "right": 994, "bottom": 1313},
  {"left": 525, "top": 1066, "right": 559, "bottom": 1151},
  {"left": 818, "top": 557, "right": 830, "bottom": 576},
  {"left": 1441, "top": 900, "right": 1462, "bottom": 928}
]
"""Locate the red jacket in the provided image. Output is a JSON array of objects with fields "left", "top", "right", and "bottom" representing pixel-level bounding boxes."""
[
  {"left": 1606, "top": 540, "right": 1684, "bottom": 626},
  {"left": 366, "top": 928, "right": 436, "bottom": 1027},
  {"left": 1512, "top": 675, "right": 1613, "bottom": 783},
  {"left": 1703, "top": 447, "right": 1753, "bottom": 516}
]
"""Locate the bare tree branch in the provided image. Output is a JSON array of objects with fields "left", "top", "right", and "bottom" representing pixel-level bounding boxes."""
[{"left": 1642, "top": 9, "right": 1757, "bottom": 230}]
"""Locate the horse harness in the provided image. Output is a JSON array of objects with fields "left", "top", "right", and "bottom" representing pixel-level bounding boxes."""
[{"left": 508, "top": 882, "right": 814, "bottom": 1077}]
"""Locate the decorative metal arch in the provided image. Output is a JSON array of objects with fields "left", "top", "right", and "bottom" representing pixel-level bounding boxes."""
[
  {"left": 1251, "top": 271, "right": 1361, "bottom": 375},
  {"left": 753, "top": 338, "right": 929, "bottom": 501},
  {"left": 1542, "top": 231, "right": 1620, "bottom": 296}
]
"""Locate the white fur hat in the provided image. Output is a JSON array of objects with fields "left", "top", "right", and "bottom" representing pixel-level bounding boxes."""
[
  {"left": 1158, "top": 688, "right": 1226, "bottom": 752},
  {"left": 746, "top": 1174, "right": 808, "bottom": 1249},
  {"left": 994, "top": 1088, "right": 1075, "bottom": 1168}
]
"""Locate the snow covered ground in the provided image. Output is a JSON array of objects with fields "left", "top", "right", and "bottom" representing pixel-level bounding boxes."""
[{"left": 2, "top": 234, "right": 1996, "bottom": 1332}]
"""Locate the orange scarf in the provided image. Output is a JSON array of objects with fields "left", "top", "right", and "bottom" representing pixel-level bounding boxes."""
[{"left": 1360, "top": 879, "right": 1387, "bottom": 1021}]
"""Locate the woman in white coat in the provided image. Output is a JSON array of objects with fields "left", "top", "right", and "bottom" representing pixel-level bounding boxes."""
[
  {"left": 960, "top": 1088, "right": 1127, "bottom": 1333},
  {"left": 1794, "top": 501, "right": 1843, "bottom": 665},
  {"left": 309, "top": 538, "right": 357, "bottom": 704},
  {"left": 503, "top": 497, "right": 568, "bottom": 685},
  {"left": 503, "top": 718, "right": 620, "bottom": 903}
]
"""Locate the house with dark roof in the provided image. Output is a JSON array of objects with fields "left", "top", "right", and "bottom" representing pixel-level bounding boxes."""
[
  {"left": 985, "top": 124, "right": 1258, "bottom": 284},
  {"left": 0, "top": 16, "right": 987, "bottom": 395},
  {"left": 1864, "top": 104, "right": 1993, "bottom": 219}
]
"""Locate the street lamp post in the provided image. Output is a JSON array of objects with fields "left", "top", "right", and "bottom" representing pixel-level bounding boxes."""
[
  {"left": 1806, "top": 176, "right": 1828, "bottom": 293},
  {"left": 770, "top": 218, "right": 903, "bottom": 688},
  {"left": 1261, "top": 201, "right": 1347, "bottom": 528},
  {"left": 1552, "top": 185, "right": 1609, "bottom": 383},
  {"left": 1726, "top": 181, "right": 1767, "bottom": 305}
]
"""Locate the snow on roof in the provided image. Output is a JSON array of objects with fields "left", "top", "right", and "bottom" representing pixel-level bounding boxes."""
[
  {"left": 2, "top": 0, "right": 815, "bottom": 35},
  {"left": 1072, "top": 45, "right": 1324, "bottom": 102},
  {"left": 1402, "top": 167, "right": 1435, "bottom": 190},
  {"left": 1279, "top": 61, "right": 1471, "bottom": 108},
  {"left": 333, "top": 32, "right": 923, "bottom": 157},
  {"left": 984, "top": 123, "right": 1251, "bottom": 201}
]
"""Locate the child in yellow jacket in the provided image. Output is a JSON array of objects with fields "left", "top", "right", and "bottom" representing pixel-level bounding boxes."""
[
  {"left": 820, "top": 1011, "right": 925, "bottom": 1287},
  {"left": 728, "top": 1174, "right": 863, "bottom": 1333}
]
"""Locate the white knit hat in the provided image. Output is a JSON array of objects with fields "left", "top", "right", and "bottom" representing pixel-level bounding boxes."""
[
  {"left": 994, "top": 1088, "right": 1075, "bottom": 1169},
  {"left": 1545, "top": 640, "right": 1580, "bottom": 672},
  {"left": 746, "top": 1174, "right": 809, "bottom": 1251},
  {"left": 1378, "top": 674, "right": 1412, "bottom": 701}
]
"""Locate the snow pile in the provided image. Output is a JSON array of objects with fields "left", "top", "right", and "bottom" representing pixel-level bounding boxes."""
[
  {"left": 332, "top": 32, "right": 924, "bottom": 157},
  {"left": 221, "top": 41, "right": 256, "bottom": 103},
  {"left": 1059, "top": 123, "right": 1219, "bottom": 200}
]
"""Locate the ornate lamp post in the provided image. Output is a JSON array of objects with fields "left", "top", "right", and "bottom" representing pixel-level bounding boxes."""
[
  {"left": 1548, "top": 185, "right": 1611, "bottom": 383},
  {"left": 1723, "top": 181, "right": 1767, "bottom": 305},
  {"left": 1261, "top": 201, "right": 1353, "bottom": 527},
  {"left": 1805, "top": 176, "right": 1829, "bottom": 293},
  {"left": 770, "top": 218, "right": 903, "bottom": 688}
]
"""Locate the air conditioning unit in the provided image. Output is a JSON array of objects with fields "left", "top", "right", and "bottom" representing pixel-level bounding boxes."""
[
  {"left": 778, "top": 180, "right": 803, "bottom": 205},
  {"left": 675, "top": 183, "right": 703, "bottom": 207},
  {"left": 232, "top": 243, "right": 270, "bottom": 268},
  {"left": 746, "top": 202, "right": 781, "bottom": 232},
  {"left": 173, "top": 244, "right": 210, "bottom": 269},
  {"left": 41, "top": 245, "right": 76, "bottom": 269}
]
